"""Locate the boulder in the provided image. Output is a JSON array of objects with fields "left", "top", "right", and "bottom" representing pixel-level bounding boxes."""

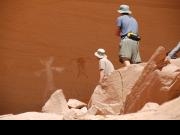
[
  {"left": 88, "top": 64, "right": 144, "bottom": 115},
  {"left": 170, "top": 58, "right": 180, "bottom": 68},
  {"left": 124, "top": 47, "right": 180, "bottom": 114},
  {"left": 138, "top": 102, "right": 160, "bottom": 112},
  {"left": 1, "top": 95, "right": 180, "bottom": 120},
  {"left": 80, "top": 96, "right": 180, "bottom": 120},
  {"left": 67, "top": 99, "right": 87, "bottom": 109},
  {"left": 63, "top": 107, "right": 88, "bottom": 120},
  {"left": 42, "top": 89, "right": 69, "bottom": 115}
]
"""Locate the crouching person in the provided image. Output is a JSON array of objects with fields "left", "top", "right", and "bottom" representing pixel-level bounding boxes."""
[
  {"left": 94, "top": 48, "right": 115, "bottom": 84},
  {"left": 86, "top": 49, "right": 119, "bottom": 115}
]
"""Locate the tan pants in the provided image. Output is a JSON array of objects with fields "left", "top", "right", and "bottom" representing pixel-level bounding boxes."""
[{"left": 119, "top": 38, "right": 141, "bottom": 64}]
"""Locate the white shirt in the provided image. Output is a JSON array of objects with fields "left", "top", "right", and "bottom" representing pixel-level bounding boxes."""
[{"left": 99, "top": 57, "right": 115, "bottom": 76}]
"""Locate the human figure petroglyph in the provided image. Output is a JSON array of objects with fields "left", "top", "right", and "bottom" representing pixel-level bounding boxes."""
[{"left": 35, "top": 56, "right": 64, "bottom": 102}]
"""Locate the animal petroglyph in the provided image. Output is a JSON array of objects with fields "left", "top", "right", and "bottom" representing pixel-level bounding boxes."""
[
  {"left": 35, "top": 56, "right": 64, "bottom": 102},
  {"left": 70, "top": 57, "right": 92, "bottom": 79}
]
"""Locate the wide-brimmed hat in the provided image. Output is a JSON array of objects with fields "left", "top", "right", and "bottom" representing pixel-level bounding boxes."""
[
  {"left": 117, "top": 4, "right": 132, "bottom": 14},
  {"left": 94, "top": 48, "right": 107, "bottom": 59}
]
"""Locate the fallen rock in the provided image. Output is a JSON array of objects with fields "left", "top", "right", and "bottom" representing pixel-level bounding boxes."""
[
  {"left": 1, "top": 96, "right": 180, "bottom": 120},
  {"left": 67, "top": 99, "right": 87, "bottom": 109},
  {"left": 157, "top": 96, "right": 180, "bottom": 119},
  {"left": 80, "top": 96, "right": 180, "bottom": 120},
  {"left": 88, "top": 64, "right": 144, "bottom": 115},
  {"left": 42, "top": 89, "right": 69, "bottom": 115},
  {"left": 124, "top": 47, "right": 180, "bottom": 114},
  {"left": 63, "top": 107, "right": 88, "bottom": 120},
  {"left": 0, "top": 112, "right": 63, "bottom": 120},
  {"left": 138, "top": 102, "right": 160, "bottom": 112},
  {"left": 170, "top": 58, "right": 180, "bottom": 68}
]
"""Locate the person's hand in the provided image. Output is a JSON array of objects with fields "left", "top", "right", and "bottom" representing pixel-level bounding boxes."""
[
  {"left": 165, "top": 56, "right": 171, "bottom": 64},
  {"left": 157, "top": 56, "right": 171, "bottom": 70}
]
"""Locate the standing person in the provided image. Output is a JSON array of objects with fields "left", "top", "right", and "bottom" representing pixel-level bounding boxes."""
[
  {"left": 94, "top": 49, "right": 115, "bottom": 84},
  {"left": 116, "top": 4, "right": 141, "bottom": 66},
  {"left": 167, "top": 42, "right": 180, "bottom": 59}
]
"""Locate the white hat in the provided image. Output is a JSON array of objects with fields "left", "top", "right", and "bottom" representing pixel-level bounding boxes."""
[
  {"left": 94, "top": 48, "right": 107, "bottom": 59},
  {"left": 117, "top": 5, "right": 132, "bottom": 14}
]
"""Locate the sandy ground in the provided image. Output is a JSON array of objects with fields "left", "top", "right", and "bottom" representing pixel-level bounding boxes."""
[{"left": 0, "top": 0, "right": 179, "bottom": 114}]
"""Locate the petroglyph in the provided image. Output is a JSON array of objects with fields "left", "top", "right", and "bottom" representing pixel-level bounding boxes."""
[
  {"left": 35, "top": 56, "right": 64, "bottom": 102},
  {"left": 70, "top": 57, "right": 92, "bottom": 79}
]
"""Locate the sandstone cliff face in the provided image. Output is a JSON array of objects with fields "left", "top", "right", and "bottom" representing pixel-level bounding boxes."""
[{"left": 0, "top": 0, "right": 179, "bottom": 115}]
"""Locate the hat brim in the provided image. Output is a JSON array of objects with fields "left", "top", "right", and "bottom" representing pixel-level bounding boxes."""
[
  {"left": 94, "top": 52, "right": 106, "bottom": 59},
  {"left": 117, "top": 10, "right": 132, "bottom": 14}
]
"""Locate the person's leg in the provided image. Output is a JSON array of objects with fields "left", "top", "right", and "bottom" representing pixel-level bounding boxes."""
[
  {"left": 124, "top": 60, "right": 131, "bottom": 66},
  {"left": 168, "top": 42, "right": 180, "bottom": 59},
  {"left": 132, "top": 41, "right": 142, "bottom": 64},
  {"left": 119, "top": 38, "right": 132, "bottom": 67}
]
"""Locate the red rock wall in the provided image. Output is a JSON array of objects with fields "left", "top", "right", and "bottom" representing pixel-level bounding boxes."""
[{"left": 0, "top": 0, "right": 180, "bottom": 114}]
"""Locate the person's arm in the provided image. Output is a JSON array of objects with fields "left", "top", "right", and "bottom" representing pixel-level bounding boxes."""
[
  {"left": 99, "top": 59, "right": 106, "bottom": 84},
  {"left": 168, "top": 43, "right": 180, "bottom": 59},
  {"left": 116, "top": 28, "right": 121, "bottom": 37},
  {"left": 116, "top": 17, "right": 122, "bottom": 37},
  {"left": 99, "top": 69, "right": 105, "bottom": 84}
]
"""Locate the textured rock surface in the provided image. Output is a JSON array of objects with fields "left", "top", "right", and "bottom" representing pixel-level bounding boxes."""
[
  {"left": 42, "top": 90, "right": 69, "bottom": 115},
  {"left": 124, "top": 47, "right": 180, "bottom": 114},
  {"left": 88, "top": 47, "right": 180, "bottom": 115},
  {"left": 1, "top": 95, "right": 180, "bottom": 120},
  {"left": 63, "top": 107, "right": 88, "bottom": 120},
  {"left": 88, "top": 64, "right": 144, "bottom": 115},
  {"left": 170, "top": 59, "right": 180, "bottom": 67},
  {"left": 67, "top": 99, "right": 87, "bottom": 109},
  {"left": 0, "top": 49, "right": 179, "bottom": 120},
  {"left": 0, "top": 112, "right": 63, "bottom": 120},
  {"left": 138, "top": 103, "right": 160, "bottom": 112},
  {"left": 79, "top": 96, "right": 180, "bottom": 120}
]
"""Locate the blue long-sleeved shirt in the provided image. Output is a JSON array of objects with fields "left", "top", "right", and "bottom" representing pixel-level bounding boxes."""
[{"left": 168, "top": 42, "right": 180, "bottom": 59}]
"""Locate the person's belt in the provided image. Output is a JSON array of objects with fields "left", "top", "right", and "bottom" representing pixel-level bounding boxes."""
[
  {"left": 121, "top": 32, "right": 141, "bottom": 41},
  {"left": 121, "top": 34, "right": 127, "bottom": 39}
]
